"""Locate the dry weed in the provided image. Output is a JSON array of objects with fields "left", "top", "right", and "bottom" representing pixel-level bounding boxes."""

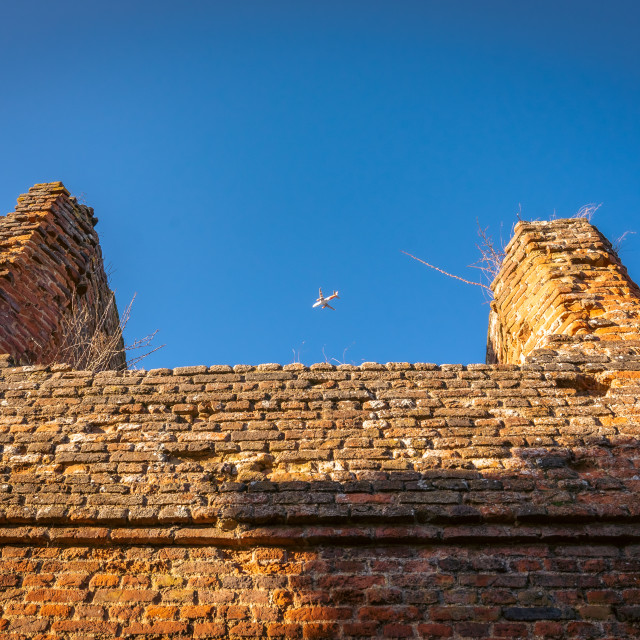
[
  {"left": 402, "top": 220, "right": 505, "bottom": 296},
  {"left": 43, "top": 292, "right": 163, "bottom": 372},
  {"left": 573, "top": 203, "right": 602, "bottom": 221}
]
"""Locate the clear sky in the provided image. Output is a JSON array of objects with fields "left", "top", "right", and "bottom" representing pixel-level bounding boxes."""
[{"left": 1, "top": 1, "right": 639, "bottom": 368}]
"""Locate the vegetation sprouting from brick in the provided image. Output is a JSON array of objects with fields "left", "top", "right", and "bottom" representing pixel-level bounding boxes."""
[
  {"left": 403, "top": 221, "right": 507, "bottom": 297},
  {"left": 47, "top": 292, "right": 163, "bottom": 373}
]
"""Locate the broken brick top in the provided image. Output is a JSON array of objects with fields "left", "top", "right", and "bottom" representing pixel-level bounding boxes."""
[
  {"left": 0, "top": 182, "right": 125, "bottom": 369},
  {"left": 488, "top": 218, "right": 640, "bottom": 365}
]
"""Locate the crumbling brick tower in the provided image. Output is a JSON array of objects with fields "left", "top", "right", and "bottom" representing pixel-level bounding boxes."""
[
  {"left": 0, "top": 182, "right": 124, "bottom": 369},
  {"left": 488, "top": 217, "right": 640, "bottom": 365},
  {"left": 1, "top": 185, "right": 640, "bottom": 639}
]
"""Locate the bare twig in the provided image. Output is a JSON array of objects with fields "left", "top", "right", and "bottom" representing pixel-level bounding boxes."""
[
  {"left": 126, "top": 330, "right": 164, "bottom": 369},
  {"left": 321, "top": 343, "right": 357, "bottom": 366},
  {"left": 43, "top": 292, "right": 164, "bottom": 372},
  {"left": 290, "top": 341, "right": 305, "bottom": 365},
  {"left": 468, "top": 220, "right": 506, "bottom": 282},
  {"left": 333, "top": 342, "right": 355, "bottom": 366},
  {"left": 401, "top": 250, "right": 492, "bottom": 293}
]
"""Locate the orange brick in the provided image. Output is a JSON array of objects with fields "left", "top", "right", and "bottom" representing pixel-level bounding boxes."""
[
  {"left": 26, "top": 588, "right": 86, "bottom": 603},
  {"left": 55, "top": 573, "right": 88, "bottom": 588},
  {"left": 161, "top": 588, "right": 196, "bottom": 602},
  {"left": 124, "top": 621, "right": 188, "bottom": 635},
  {"left": 267, "top": 623, "right": 303, "bottom": 638},
  {"left": 181, "top": 605, "right": 215, "bottom": 619},
  {"left": 23, "top": 574, "right": 55, "bottom": 587},
  {"left": 229, "top": 622, "right": 265, "bottom": 637},
  {"left": 193, "top": 622, "right": 227, "bottom": 637},
  {"left": 51, "top": 620, "right": 118, "bottom": 634},
  {"left": 285, "top": 606, "right": 352, "bottom": 622},
  {"left": 123, "top": 575, "right": 151, "bottom": 588},
  {"left": 94, "top": 589, "right": 158, "bottom": 602},
  {"left": 39, "top": 604, "right": 72, "bottom": 617},
  {"left": 89, "top": 574, "right": 120, "bottom": 587},
  {"left": 145, "top": 605, "right": 179, "bottom": 619},
  {"left": 220, "top": 604, "right": 250, "bottom": 620},
  {"left": 5, "top": 603, "right": 38, "bottom": 616},
  {"left": 302, "top": 623, "right": 340, "bottom": 639}
]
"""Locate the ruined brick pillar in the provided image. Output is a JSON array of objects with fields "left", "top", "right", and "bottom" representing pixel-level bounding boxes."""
[
  {"left": 487, "top": 218, "right": 640, "bottom": 364},
  {"left": 0, "top": 182, "right": 125, "bottom": 369}
]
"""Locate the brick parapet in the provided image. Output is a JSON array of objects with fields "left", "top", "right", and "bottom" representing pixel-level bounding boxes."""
[
  {"left": 1, "top": 355, "right": 639, "bottom": 533},
  {"left": 0, "top": 182, "right": 124, "bottom": 369}
]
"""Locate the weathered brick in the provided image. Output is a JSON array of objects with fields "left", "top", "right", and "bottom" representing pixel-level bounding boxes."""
[
  {"left": 181, "top": 604, "right": 215, "bottom": 618},
  {"left": 229, "top": 621, "right": 264, "bottom": 636},
  {"left": 286, "top": 606, "right": 352, "bottom": 622},
  {"left": 123, "top": 621, "right": 188, "bottom": 634},
  {"left": 51, "top": 620, "right": 119, "bottom": 633},
  {"left": 93, "top": 588, "right": 158, "bottom": 602},
  {"left": 39, "top": 604, "right": 72, "bottom": 617},
  {"left": 26, "top": 588, "right": 87, "bottom": 603},
  {"left": 193, "top": 621, "right": 227, "bottom": 637},
  {"left": 503, "top": 607, "right": 566, "bottom": 621}
]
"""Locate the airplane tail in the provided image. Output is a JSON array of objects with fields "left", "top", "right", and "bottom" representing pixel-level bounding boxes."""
[{"left": 333, "top": 291, "right": 339, "bottom": 298}]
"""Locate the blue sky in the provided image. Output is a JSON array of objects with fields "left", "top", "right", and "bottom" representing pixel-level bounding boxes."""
[{"left": 1, "top": 1, "right": 639, "bottom": 368}]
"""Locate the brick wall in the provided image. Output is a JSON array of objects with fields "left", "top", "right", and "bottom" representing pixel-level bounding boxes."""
[
  {"left": 0, "top": 183, "right": 124, "bottom": 369},
  {"left": 2, "top": 541, "right": 640, "bottom": 638},
  {"left": 1, "top": 187, "right": 640, "bottom": 638},
  {"left": 2, "top": 353, "right": 640, "bottom": 637}
]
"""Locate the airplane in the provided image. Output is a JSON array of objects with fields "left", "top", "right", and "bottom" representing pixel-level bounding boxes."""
[{"left": 313, "top": 288, "right": 339, "bottom": 310}]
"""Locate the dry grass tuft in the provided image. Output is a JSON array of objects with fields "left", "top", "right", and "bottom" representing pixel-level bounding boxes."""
[
  {"left": 573, "top": 203, "right": 602, "bottom": 221},
  {"left": 469, "top": 221, "right": 506, "bottom": 283}
]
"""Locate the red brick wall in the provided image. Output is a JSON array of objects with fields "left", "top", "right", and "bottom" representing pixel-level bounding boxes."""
[
  {"left": 2, "top": 353, "right": 640, "bottom": 637},
  {"left": 2, "top": 540, "right": 640, "bottom": 638}
]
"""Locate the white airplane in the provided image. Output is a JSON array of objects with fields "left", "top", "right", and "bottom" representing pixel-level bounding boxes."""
[{"left": 313, "top": 288, "right": 339, "bottom": 310}]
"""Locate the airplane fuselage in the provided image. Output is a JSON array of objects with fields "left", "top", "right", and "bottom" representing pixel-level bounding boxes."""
[{"left": 313, "top": 290, "right": 339, "bottom": 309}]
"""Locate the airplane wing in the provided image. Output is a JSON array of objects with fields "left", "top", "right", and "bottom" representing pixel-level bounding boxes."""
[
  {"left": 318, "top": 288, "right": 323, "bottom": 298},
  {"left": 325, "top": 303, "right": 335, "bottom": 310}
]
